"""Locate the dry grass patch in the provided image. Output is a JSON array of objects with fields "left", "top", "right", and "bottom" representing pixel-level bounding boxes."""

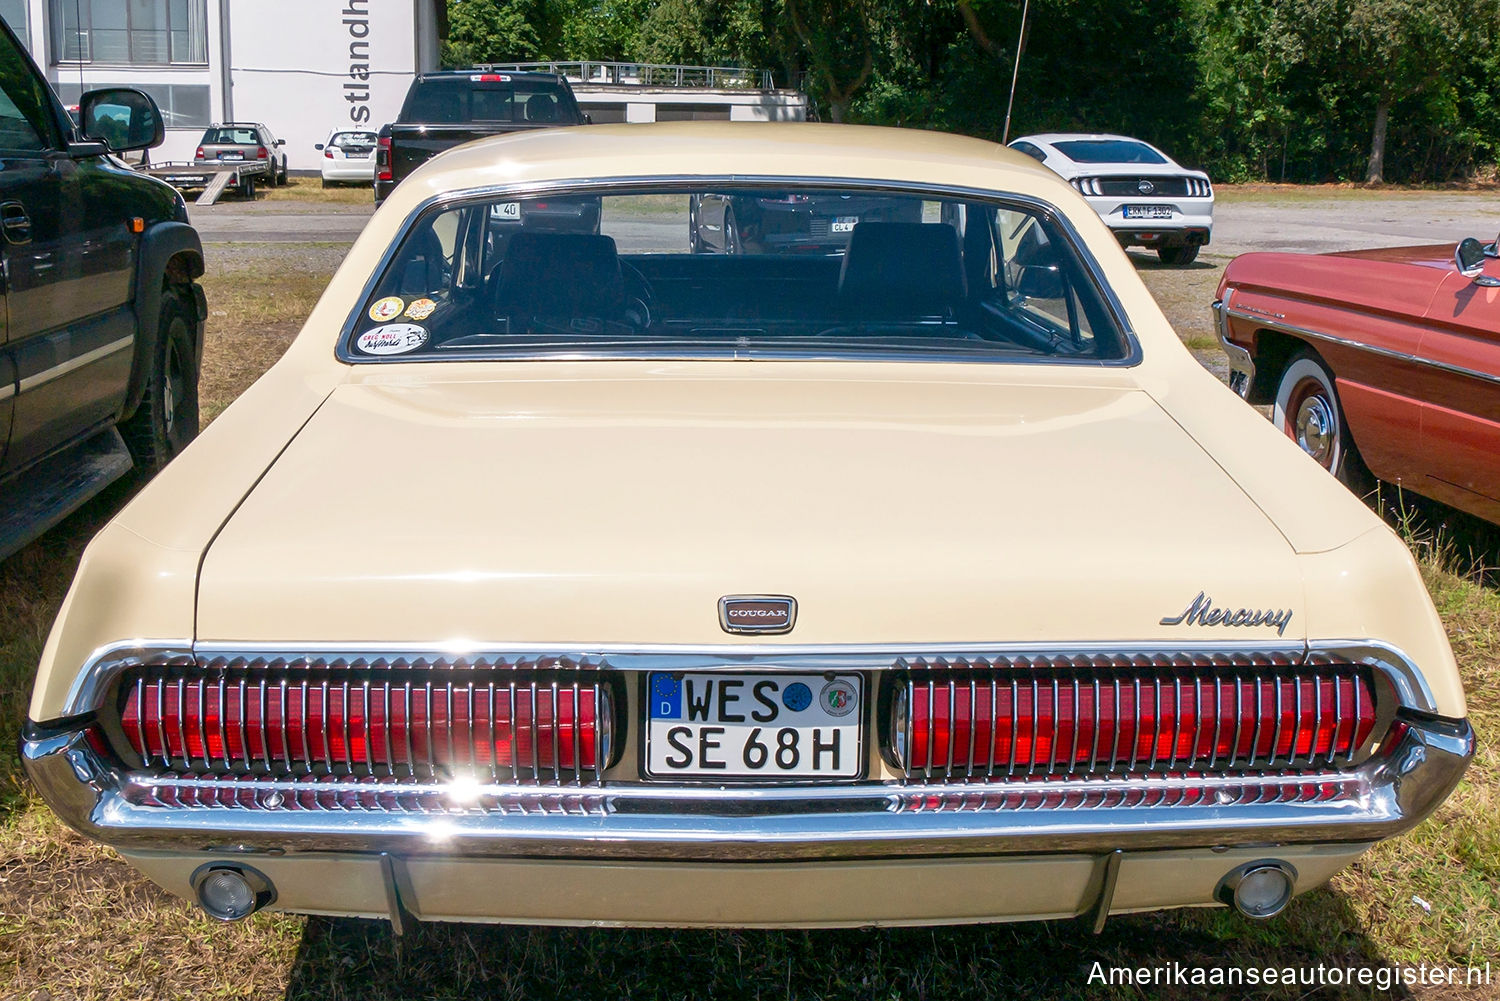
[{"left": 260, "top": 176, "right": 373, "bottom": 206}]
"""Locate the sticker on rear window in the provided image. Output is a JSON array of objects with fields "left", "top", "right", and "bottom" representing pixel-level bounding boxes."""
[
  {"left": 356, "top": 323, "right": 427, "bottom": 355},
  {"left": 404, "top": 297, "right": 437, "bottom": 321},
  {"left": 368, "top": 296, "right": 405, "bottom": 322}
]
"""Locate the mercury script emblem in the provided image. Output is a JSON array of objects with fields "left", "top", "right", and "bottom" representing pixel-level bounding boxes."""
[{"left": 1160, "top": 591, "right": 1293, "bottom": 637}]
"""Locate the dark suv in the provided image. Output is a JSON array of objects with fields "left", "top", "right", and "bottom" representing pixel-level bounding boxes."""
[{"left": 0, "top": 18, "right": 207, "bottom": 560}]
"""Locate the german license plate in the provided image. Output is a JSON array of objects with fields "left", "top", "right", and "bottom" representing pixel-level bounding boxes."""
[
  {"left": 1124, "top": 204, "right": 1173, "bottom": 219},
  {"left": 491, "top": 201, "right": 522, "bottom": 220},
  {"left": 645, "top": 672, "right": 863, "bottom": 778},
  {"left": 219, "top": 152, "right": 243, "bottom": 161},
  {"left": 831, "top": 216, "right": 858, "bottom": 233}
]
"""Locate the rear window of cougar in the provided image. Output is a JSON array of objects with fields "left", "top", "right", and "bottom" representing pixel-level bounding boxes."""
[{"left": 344, "top": 184, "right": 1130, "bottom": 363}]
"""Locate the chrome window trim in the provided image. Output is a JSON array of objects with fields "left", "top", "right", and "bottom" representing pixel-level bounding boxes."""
[
  {"left": 1224, "top": 306, "right": 1500, "bottom": 388},
  {"left": 335, "top": 174, "right": 1142, "bottom": 368},
  {"left": 57, "top": 637, "right": 1440, "bottom": 720}
]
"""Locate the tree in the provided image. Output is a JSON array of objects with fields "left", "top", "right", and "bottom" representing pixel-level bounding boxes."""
[
  {"left": 785, "top": 0, "right": 877, "bottom": 121},
  {"left": 443, "top": 0, "right": 546, "bottom": 65}
]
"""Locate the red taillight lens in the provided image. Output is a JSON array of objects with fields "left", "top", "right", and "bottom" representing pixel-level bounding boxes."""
[
  {"left": 324, "top": 149, "right": 334, "bottom": 158},
  {"left": 121, "top": 675, "right": 606, "bottom": 775},
  {"left": 901, "top": 670, "right": 1378, "bottom": 773},
  {"left": 256, "top": 146, "right": 268, "bottom": 160},
  {"left": 194, "top": 147, "right": 204, "bottom": 159},
  {"left": 376, "top": 136, "right": 392, "bottom": 182}
]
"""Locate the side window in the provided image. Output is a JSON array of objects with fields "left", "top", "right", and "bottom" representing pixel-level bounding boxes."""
[
  {"left": 990, "top": 207, "right": 1100, "bottom": 352},
  {"left": 0, "top": 31, "right": 56, "bottom": 152}
]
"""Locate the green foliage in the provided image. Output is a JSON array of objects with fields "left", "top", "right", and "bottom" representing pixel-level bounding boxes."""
[{"left": 442, "top": 0, "right": 1500, "bottom": 182}]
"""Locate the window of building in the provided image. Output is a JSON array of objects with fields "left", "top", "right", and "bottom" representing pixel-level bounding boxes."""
[
  {"left": 578, "top": 105, "right": 626, "bottom": 124},
  {"left": 52, "top": 0, "right": 208, "bottom": 65},
  {"left": 58, "top": 82, "right": 211, "bottom": 128},
  {"left": 0, "top": 0, "right": 30, "bottom": 49},
  {"left": 653, "top": 104, "right": 731, "bottom": 122}
]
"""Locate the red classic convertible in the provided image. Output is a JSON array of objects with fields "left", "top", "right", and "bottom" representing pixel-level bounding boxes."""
[{"left": 1216, "top": 235, "right": 1500, "bottom": 522}]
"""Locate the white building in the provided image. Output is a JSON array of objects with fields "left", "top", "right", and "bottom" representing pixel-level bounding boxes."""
[
  {"left": 494, "top": 62, "right": 807, "bottom": 124},
  {"left": 0, "top": 0, "right": 444, "bottom": 170}
]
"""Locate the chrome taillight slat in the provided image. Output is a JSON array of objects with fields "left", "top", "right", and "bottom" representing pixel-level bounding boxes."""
[
  {"left": 120, "top": 664, "right": 612, "bottom": 786},
  {"left": 894, "top": 661, "right": 1381, "bottom": 781}
]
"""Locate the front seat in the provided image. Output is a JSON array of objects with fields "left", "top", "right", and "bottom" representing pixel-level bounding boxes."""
[
  {"left": 492, "top": 231, "right": 626, "bottom": 329},
  {"left": 837, "top": 222, "right": 966, "bottom": 320}
]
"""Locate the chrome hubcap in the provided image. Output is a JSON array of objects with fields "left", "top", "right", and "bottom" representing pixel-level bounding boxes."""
[
  {"left": 163, "top": 367, "right": 176, "bottom": 436},
  {"left": 1293, "top": 392, "right": 1335, "bottom": 464}
]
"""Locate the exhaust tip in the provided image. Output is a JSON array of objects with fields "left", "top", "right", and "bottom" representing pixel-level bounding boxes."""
[
  {"left": 1217, "top": 860, "right": 1297, "bottom": 919},
  {"left": 190, "top": 862, "right": 276, "bottom": 921}
]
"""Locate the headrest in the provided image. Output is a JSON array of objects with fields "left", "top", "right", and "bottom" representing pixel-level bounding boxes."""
[
  {"left": 837, "top": 222, "right": 966, "bottom": 318},
  {"left": 525, "top": 93, "right": 560, "bottom": 123},
  {"left": 494, "top": 231, "right": 625, "bottom": 318}
]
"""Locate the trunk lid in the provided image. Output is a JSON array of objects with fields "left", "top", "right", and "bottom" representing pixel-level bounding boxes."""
[{"left": 196, "top": 367, "right": 1305, "bottom": 647}]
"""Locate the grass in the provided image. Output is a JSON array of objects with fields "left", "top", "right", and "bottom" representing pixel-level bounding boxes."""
[
  {"left": 1214, "top": 181, "right": 1500, "bottom": 204},
  {"left": 246, "top": 175, "right": 374, "bottom": 206},
  {"left": 0, "top": 239, "right": 1497, "bottom": 999}
]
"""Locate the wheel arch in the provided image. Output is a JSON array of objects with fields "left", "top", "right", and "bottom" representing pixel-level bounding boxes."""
[
  {"left": 1245, "top": 327, "right": 1311, "bottom": 405},
  {"left": 123, "top": 222, "right": 205, "bottom": 423}
]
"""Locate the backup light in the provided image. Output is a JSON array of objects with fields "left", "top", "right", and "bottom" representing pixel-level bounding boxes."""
[
  {"left": 191, "top": 863, "right": 275, "bottom": 921},
  {"left": 1218, "top": 861, "right": 1296, "bottom": 919}
]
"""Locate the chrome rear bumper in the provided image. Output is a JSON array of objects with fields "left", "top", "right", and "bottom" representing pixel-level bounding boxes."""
[{"left": 22, "top": 711, "right": 1472, "bottom": 863}]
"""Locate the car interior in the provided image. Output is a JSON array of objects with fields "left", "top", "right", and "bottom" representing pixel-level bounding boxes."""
[{"left": 353, "top": 188, "right": 1129, "bottom": 361}]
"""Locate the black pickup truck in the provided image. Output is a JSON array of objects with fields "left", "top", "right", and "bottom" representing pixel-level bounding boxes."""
[
  {"left": 375, "top": 71, "right": 587, "bottom": 203},
  {"left": 0, "top": 17, "right": 206, "bottom": 561}
]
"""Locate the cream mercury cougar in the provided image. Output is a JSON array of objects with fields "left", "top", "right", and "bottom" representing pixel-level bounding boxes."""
[{"left": 24, "top": 123, "right": 1472, "bottom": 931}]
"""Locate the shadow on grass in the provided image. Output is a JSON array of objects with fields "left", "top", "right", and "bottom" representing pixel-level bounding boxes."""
[
  {"left": 284, "top": 888, "right": 1413, "bottom": 1001},
  {"left": 0, "top": 474, "right": 143, "bottom": 819},
  {"left": 1125, "top": 250, "right": 1220, "bottom": 273}
]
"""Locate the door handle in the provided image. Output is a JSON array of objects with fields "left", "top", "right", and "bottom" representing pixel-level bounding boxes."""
[{"left": 1, "top": 201, "right": 31, "bottom": 244}]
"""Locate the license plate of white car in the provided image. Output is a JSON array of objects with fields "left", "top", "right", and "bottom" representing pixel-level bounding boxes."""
[
  {"left": 645, "top": 672, "right": 863, "bottom": 778},
  {"left": 490, "top": 201, "right": 522, "bottom": 220},
  {"left": 1124, "top": 204, "right": 1173, "bottom": 219},
  {"left": 831, "top": 216, "right": 858, "bottom": 233}
]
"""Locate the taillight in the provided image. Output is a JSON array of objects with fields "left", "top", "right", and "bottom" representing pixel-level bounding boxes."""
[
  {"left": 121, "top": 674, "right": 608, "bottom": 775},
  {"left": 194, "top": 147, "right": 204, "bottom": 159},
  {"left": 256, "top": 146, "right": 268, "bottom": 160},
  {"left": 324, "top": 149, "right": 334, "bottom": 158},
  {"left": 896, "top": 669, "right": 1378, "bottom": 774},
  {"left": 377, "top": 136, "right": 392, "bottom": 182}
]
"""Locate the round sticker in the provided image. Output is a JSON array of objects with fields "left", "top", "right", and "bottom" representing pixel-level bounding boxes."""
[
  {"left": 368, "top": 296, "right": 405, "bottom": 322},
  {"left": 405, "top": 297, "right": 437, "bottom": 321},
  {"left": 782, "top": 682, "right": 812, "bottom": 712},
  {"left": 355, "top": 323, "right": 428, "bottom": 356},
  {"left": 820, "top": 679, "right": 858, "bottom": 718}
]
